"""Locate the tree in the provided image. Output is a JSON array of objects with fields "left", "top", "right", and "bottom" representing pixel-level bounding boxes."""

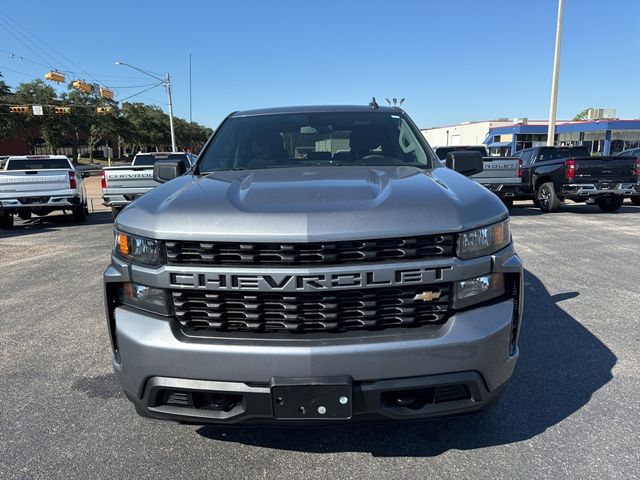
[
  {"left": 174, "top": 117, "right": 213, "bottom": 152},
  {"left": 0, "top": 71, "right": 10, "bottom": 96},
  {"left": 0, "top": 71, "right": 12, "bottom": 137},
  {"left": 120, "top": 102, "right": 171, "bottom": 152},
  {"left": 1, "top": 76, "right": 213, "bottom": 157},
  {"left": 5, "top": 80, "right": 58, "bottom": 153},
  {"left": 573, "top": 108, "right": 590, "bottom": 121}
]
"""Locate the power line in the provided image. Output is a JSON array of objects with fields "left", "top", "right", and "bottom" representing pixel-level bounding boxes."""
[
  {"left": 0, "top": 17, "right": 54, "bottom": 69},
  {"left": 0, "top": 10, "right": 98, "bottom": 85},
  {"left": 117, "top": 83, "right": 164, "bottom": 102},
  {"left": 110, "top": 83, "right": 160, "bottom": 89},
  {"left": 0, "top": 48, "right": 50, "bottom": 69},
  {"left": 0, "top": 63, "right": 43, "bottom": 80}
]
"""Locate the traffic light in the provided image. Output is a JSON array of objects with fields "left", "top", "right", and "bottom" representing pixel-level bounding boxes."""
[
  {"left": 96, "top": 106, "right": 113, "bottom": 114},
  {"left": 9, "top": 106, "right": 29, "bottom": 113},
  {"left": 44, "top": 70, "right": 65, "bottom": 83},
  {"left": 72, "top": 80, "right": 92, "bottom": 93},
  {"left": 54, "top": 106, "right": 72, "bottom": 114},
  {"left": 99, "top": 87, "right": 114, "bottom": 100}
]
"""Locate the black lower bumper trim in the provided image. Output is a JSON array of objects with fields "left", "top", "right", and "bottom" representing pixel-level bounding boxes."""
[{"left": 127, "top": 371, "right": 508, "bottom": 425}]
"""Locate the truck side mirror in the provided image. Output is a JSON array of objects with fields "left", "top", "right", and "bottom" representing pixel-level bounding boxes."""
[
  {"left": 153, "top": 159, "right": 189, "bottom": 183},
  {"left": 445, "top": 151, "right": 484, "bottom": 176}
]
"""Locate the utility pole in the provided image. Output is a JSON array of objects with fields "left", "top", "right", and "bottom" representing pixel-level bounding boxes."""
[
  {"left": 165, "top": 73, "right": 177, "bottom": 152},
  {"left": 115, "top": 61, "right": 177, "bottom": 152},
  {"left": 547, "top": 0, "right": 564, "bottom": 146}
]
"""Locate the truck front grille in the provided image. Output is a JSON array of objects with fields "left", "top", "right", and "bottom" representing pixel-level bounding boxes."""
[
  {"left": 172, "top": 284, "right": 451, "bottom": 333},
  {"left": 165, "top": 235, "right": 455, "bottom": 266}
]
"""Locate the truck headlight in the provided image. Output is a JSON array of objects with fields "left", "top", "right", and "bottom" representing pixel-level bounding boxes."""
[
  {"left": 453, "top": 273, "right": 505, "bottom": 309},
  {"left": 457, "top": 219, "right": 510, "bottom": 259},
  {"left": 118, "top": 283, "right": 170, "bottom": 316},
  {"left": 114, "top": 230, "right": 162, "bottom": 266}
]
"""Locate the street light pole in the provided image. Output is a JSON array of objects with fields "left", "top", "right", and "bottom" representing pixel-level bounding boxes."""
[
  {"left": 547, "top": 0, "right": 564, "bottom": 146},
  {"left": 115, "top": 61, "right": 177, "bottom": 152},
  {"left": 165, "top": 73, "right": 177, "bottom": 152}
]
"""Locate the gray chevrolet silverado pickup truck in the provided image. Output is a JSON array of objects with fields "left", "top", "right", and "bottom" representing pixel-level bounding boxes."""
[{"left": 104, "top": 105, "right": 523, "bottom": 424}]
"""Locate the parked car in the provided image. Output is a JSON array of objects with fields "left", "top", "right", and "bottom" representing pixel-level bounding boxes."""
[
  {"left": 104, "top": 104, "right": 523, "bottom": 425},
  {"left": 433, "top": 145, "right": 522, "bottom": 209},
  {"left": 101, "top": 152, "right": 194, "bottom": 218},
  {"left": 0, "top": 155, "right": 88, "bottom": 228},
  {"left": 615, "top": 148, "right": 640, "bottom": 205},
  {"left": 511, "top": 146, "right": 639, "bottom": 212}
]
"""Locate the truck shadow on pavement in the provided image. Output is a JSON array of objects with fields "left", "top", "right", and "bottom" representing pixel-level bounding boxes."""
[
  {"left": 510, "top": 201, "right": 640, "bottom": 217},
  {"left": 197, "top": 270, "right": 616, "bottom": 457},
  {"left": 0, "top": 211, "right": 113, "bottom": 238}
]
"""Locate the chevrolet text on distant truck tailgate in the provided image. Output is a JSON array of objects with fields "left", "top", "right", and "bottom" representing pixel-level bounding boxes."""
[
  {"left": 0, "top": 155, "right": 88, "bottom": 229},
  {"left": 104, "top": 104, "right": 523, "bottom": 424},
  {"left": 101, "top": 152, "right": 195, "bottom": 218}
]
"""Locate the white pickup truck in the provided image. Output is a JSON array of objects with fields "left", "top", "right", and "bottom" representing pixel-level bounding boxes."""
[
  {"left": 101, "top": 152, "right": 195, "bottom": 218},
  {"left": 433, "top": 145, "right": 522, "bottom": 209},
  {"left": 0, "top": 155, "right": 89, "bottom": 229}
]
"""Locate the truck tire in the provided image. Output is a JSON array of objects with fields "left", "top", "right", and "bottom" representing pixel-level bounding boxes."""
[
  {"left": 630, "top": 196, "right": 640, "bottom": 206},
  {"left": 536, "top": 182, "right": 561, "bottom": 213},
  {"left": 597, "top": 196, "right": 624, "bottom": 212},
  {"left": 0, "top": 213, "right": 14, "bottom": 229},
  {"left": 18, "top": 210, "right": 32, "bottom": 220},
  {"left": 111, "top": 206, "right": 123, "bottom": 219},
  {"left": 72, "top": 205, "right": 87, "bottom": 222}
]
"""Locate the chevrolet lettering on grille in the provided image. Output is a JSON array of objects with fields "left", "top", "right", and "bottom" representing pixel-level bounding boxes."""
[{"left": 168, "top": 267, "right": 454, "bottom": 292}]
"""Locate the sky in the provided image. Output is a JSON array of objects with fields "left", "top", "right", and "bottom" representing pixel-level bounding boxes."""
[{"left": 0, "top": 0, "right": 638, "bottom": 129}]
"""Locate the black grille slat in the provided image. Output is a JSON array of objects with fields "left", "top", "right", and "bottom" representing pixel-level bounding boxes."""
[
  {"left": 172, "top": 284, "right": 451, "bottom": 333},
  {"left": 165, "top": 235, "right": 454, "bottom": 266}
]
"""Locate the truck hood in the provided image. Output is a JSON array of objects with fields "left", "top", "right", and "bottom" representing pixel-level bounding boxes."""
[{"left": 116, "top": 166, "right": 507, "bottom": 241}]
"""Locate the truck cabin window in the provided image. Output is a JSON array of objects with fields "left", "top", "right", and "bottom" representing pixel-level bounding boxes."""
[
  {"left": 197, "top": 112, "right": 433, "bottom": 173},
  {"left": 6, "top": 159, "right": 70, "bottom": 170}
]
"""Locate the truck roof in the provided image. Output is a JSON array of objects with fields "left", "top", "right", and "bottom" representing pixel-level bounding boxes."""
[
  {"left": 134, "top": 152, "right": 188, "bottom": 156},
  {"left": 7, "top": 154, "right": 70, "bottom": 160},
  {"left": 232, "top": 105, "right": 402, "bottom": 117}
]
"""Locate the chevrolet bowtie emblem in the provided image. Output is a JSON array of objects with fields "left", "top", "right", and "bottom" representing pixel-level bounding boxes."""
[{"left": 414, "top": 291, "right": 441, "bottom": 302}]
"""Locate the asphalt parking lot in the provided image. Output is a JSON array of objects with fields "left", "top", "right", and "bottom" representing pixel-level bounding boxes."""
[{"left": 1, "top": 201, "right": 639, "bottom": 479}]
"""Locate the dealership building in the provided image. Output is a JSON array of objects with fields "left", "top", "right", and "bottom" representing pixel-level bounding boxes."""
[{"left": 421, "top": 111, "right": 640, "bottom": 156}]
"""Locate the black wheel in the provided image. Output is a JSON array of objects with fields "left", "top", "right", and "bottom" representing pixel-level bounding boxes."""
[
  {"left": 18, "top": 210, "right": 32, "bottom": 220},
  {"left": 630, "top": 196, "right": 640, "bottom": 206},
  {"left": 501, "top": 198, "right": 514, "bottom": 210},
  {"left": 596, "top": 196, "right": 624, "bottom": 212},
  {"left": 111, "top": 206, "right": 123, "bottom": 219},
  {"left": 72, "top": 204, "right": 87, "bottom": 222},
  {"left": 536, "top": 182, "right": 561, "bottom": 213},
  {"left": 0, "top": 213, "right": 14, "bottom": 229}
]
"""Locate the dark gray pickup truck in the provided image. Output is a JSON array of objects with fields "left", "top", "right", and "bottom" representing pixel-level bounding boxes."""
[
  {"left": 513, "top": 146, "right": 639, "bottom": 212},
  {"left": 104, "top": 105, "right": 523, "bottom": 425}
]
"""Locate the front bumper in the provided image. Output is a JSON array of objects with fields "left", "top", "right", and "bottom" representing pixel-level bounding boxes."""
[{"left": 111, "top": 294, "right": 519, "bottom": 424}]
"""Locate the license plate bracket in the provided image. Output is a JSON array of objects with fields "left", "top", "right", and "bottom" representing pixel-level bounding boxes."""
[{"left": 271, "top": 377, "right": 352, "bottom": 420}]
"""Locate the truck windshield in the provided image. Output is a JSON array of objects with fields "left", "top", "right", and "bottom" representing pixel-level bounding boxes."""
[
  {"left": 133, "top": 153, "right": 189, "bottom": 166},
  {"left": 198, "top": 112, "right": 432, "bottom": 172},
  {"left": 6, "top": 158, "right": 70, "bottom": 170}
]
